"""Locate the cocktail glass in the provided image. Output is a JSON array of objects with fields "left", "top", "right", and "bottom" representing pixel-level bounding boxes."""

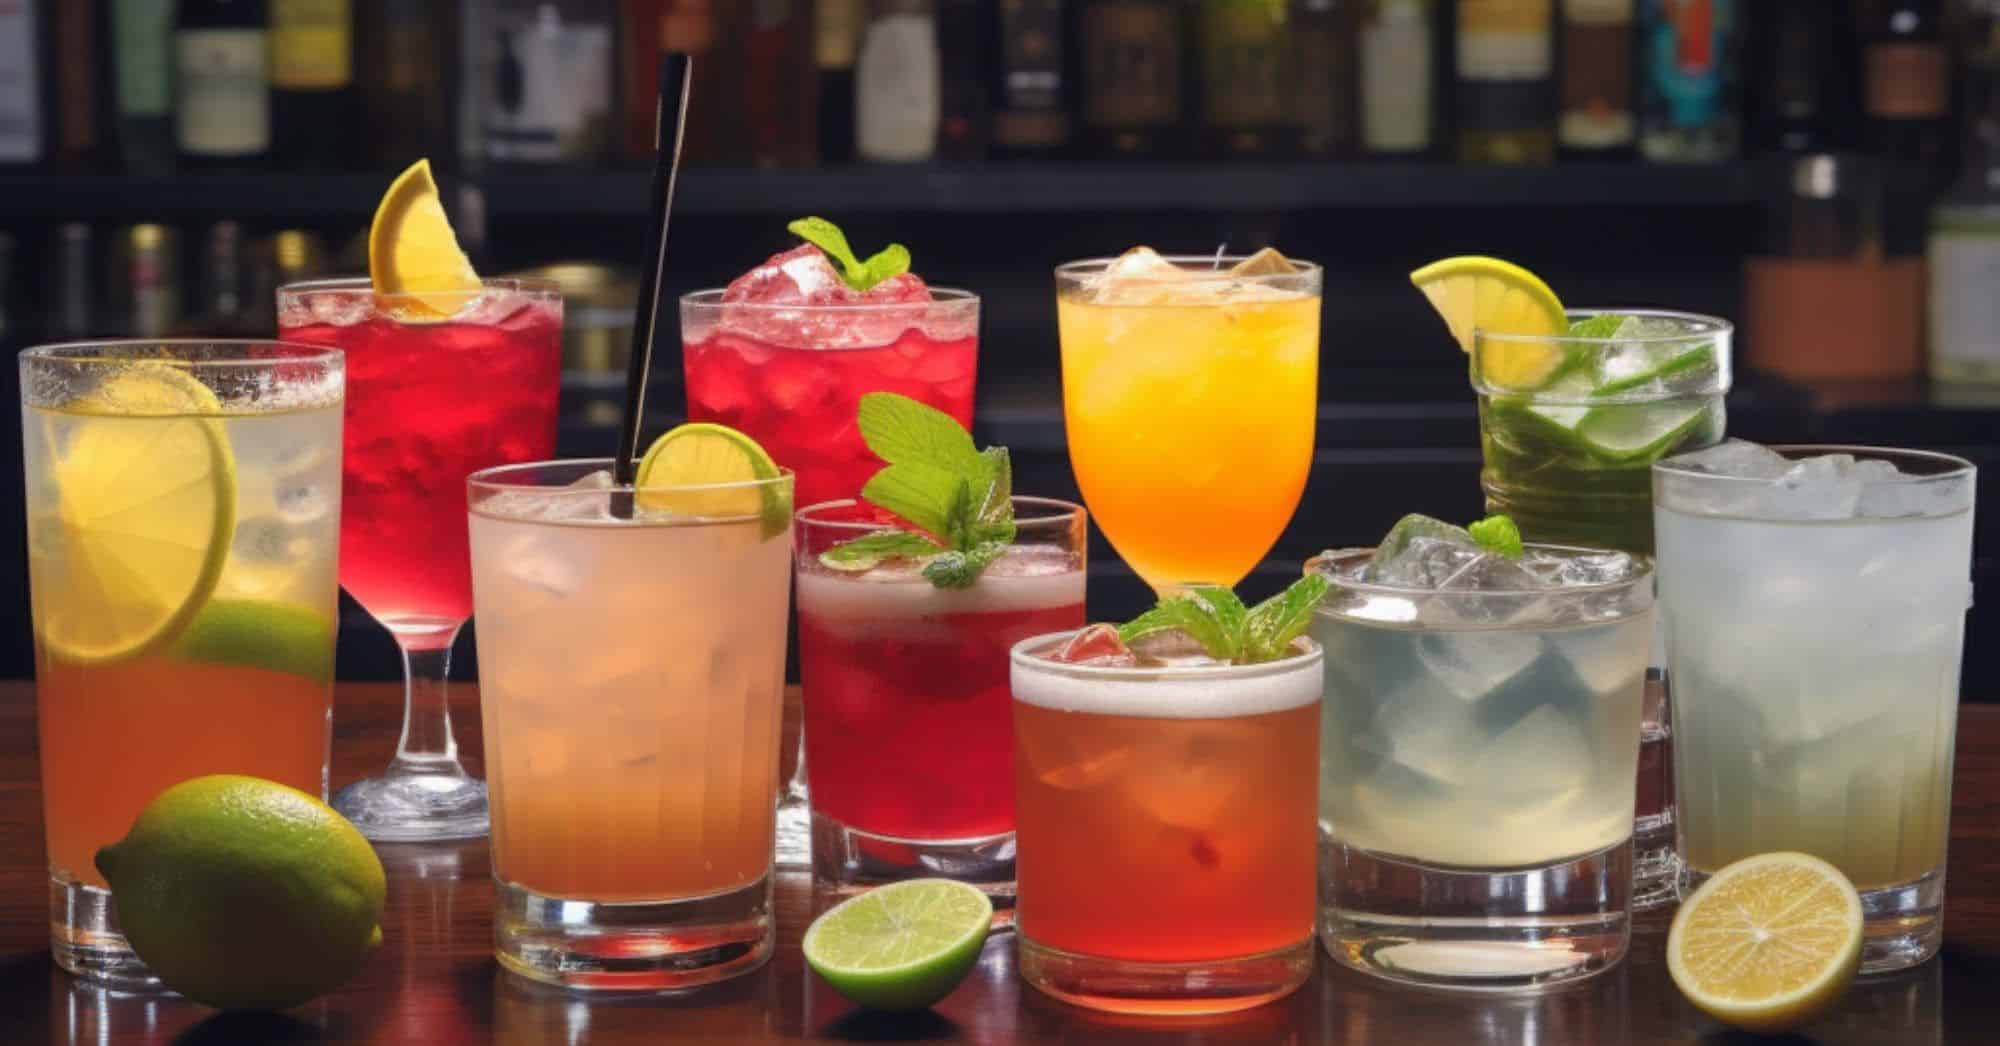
[
  {"left": 469, "top": 459, "right": 794, "bottom": 990},
  {"left": 683, "top": 287, "right": 980, "bottom": 867},
  {"left": 1308, "top": 544, "right": 1655, "bottom": 990},
  {"left": 23, "top": 340, "right": 344, "bottom": 987},
  {"left": 1055, "top": 255, "right": 1321, "bottom": 594},
  {"left": 795, "top": 497, "right": 1086, "bottom": 914},
  {"left": 1473, "top": 309, "right": 1731, "bottom": 910},
  {"left": 1654, "top": 444, "right": 1974, "bottom": 973},
  {"left": 278, "top": 278, "right": 562, "bottom": 842},
  {"left": 1011, "top": 633, "right": 1322, "bottom": 1014}
]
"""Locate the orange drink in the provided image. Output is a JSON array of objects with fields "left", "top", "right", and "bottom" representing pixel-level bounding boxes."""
[
  {"left": 1056, "top": 251, "right": 1321, "bottom": 592},
  {"left": 1011, "top": 632, "right": 1323, "bottom": 1015},
  {"left": 23, "top": 342, "right": 343, "bottom": 988}
]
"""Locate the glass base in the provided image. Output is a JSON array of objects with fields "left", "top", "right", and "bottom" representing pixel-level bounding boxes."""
[
  {"left": 1633, "top": 671, "right": 1678, "bottom": 912},
  {"left": 49, "top": 876, "right": 163, "bottom": 991},
  {"left": 1017, "top": 935, "right": 1313, "bottom": 1015},
  {"left": 1320, "top": 839, "right": 1631, "bottom": 992},
  {"left": 495, "top": 876, "right": 773, "bottom": 991},
  {"left": 774, "top": 792, "right": 810, "bottom": 869},
  {"left": 810, "top": 811, "right": 1014, "bottom": 924},
  {"left": 333, "top": 769, "right": 489, "bottom": 842},
  {"left": 1680, "top": 864, "right": 1943, "bottom": 974}
]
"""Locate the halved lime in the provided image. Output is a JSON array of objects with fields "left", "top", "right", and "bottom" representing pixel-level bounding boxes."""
[
  {"left": 1573, "top": 402, "right": 1712, "bottom": 463},
  {"left": 802, "top": 879, "right": 992, "bottom": 1012},
  {"left": 634, "top": 422, "right": 791, "bottom": 539},
  {"left": 171, "top": 599, "right": 336, "bottom": 684},
  {"left": 1410, "top": 256, "right": 1570, "bottom": 389},
  {"left": 34, "top": 365, "right": 236, "bottom": 664}
]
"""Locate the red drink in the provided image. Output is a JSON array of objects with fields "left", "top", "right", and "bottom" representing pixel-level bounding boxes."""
[{"left": 278, "top": 281, "right": 563, "bottom": 629}]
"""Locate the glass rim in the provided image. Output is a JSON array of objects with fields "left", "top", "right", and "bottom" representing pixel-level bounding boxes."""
[
  {"left": 468, "top": 457, "right": 796, "bottom": 497},
  {"left": 1009, "top": 629, "right": 1324, "bottom": 682},
  {"left": 1474, "top": 308, "right": 1733, "bottom": 345},
  {"left": 679, "top": 287, "right": 978, "bottom": 313},
  {"left": 1653, "top": 444, "right": 1977, "bottom": 486},
  {"left": 1053, "top": 254, "right": 1325, "bottom": 281},
  {"left": 1304, "top": 544, "right": 1657, "bottom": 600},
  {"left": 795, "top": 495, "right": 1084, "bottom": 530},
  {"left": 276, "top": 275, "right": 563, "bottom": 300},
  {"left": 20, "top": 339, "right": 345, "bottom": 368}
]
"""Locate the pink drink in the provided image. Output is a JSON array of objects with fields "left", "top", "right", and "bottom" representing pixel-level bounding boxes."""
[
  {"left": 795, "top": 500, "right": 1086, "bottom": 842},
  {"left": 278, "top": 281, "right": 563, "bottom": 628},
  {"left": 683, "top": 245, "right": 979, "bottom": 507}
]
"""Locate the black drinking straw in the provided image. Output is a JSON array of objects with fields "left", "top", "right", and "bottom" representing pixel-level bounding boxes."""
[{"left": 611, "top": 54, "right": 694, "bottom": 517}]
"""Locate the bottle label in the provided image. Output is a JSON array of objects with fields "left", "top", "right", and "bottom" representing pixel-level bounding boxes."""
[
  {"left": 1082, "top": 2, "right": 1180, "bottom": 130},
  {"left": 1362, "top": 4, "right": 1433, "bottom": 151},
  {"left": 483, "top": 13, "right": 614, "bottom": 163},
  {"left": 1001, "top": 0, "right": 1065, "bottom": 110},
  {"left": 1203, "top": 1, "right": 1290, "bottom": 127},
  {"left": 272, "top": 0, "right": 352, "bottom": 89},
  {"left": 1867, "top": 43, "right": 1948, "bottom": 119},
  {"left": 1457, "top": 0, "right": 1552, "bottom": 80},
  {"left": 177, "top": 29, "right": 271, "bottom": 156},
  {"left": 1930, "top": 230, "right": 2000, "bottom": 365},
  {"left": 815, "top": 0, "right": 860, "bottom": 69},
  {"left": 1642, "top": 0, "right": 1730, "bottom": 129},
  {"left": 855, "top": 13, "right": 940, "bottom": 162},
  {"left": 114, "top": 0, "right": 173, "bottom": 117},
  {"left": 1560, "top": 1, "right": 1634, "bottom": 147},
  {"left": 0, "top": 0, "right": 40, "bottom": 161}
]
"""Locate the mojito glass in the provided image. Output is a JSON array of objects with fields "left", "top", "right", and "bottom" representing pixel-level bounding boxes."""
[
  {"left": 1056, "top": 254, "right": 1321, "bottom": 594},
  {"left": 1473, "top": 308, "right": 1731, "bottom": 909},
  {"left": 795, "top": 498, "right": 1086, "bottom": 912},
  {"left": 1655, "top": 442, "right": 1974, "bottom": 973},
  {"left": 1309, "top": 544, "right": 1654, "bottom": 990},
  {"left": 279, "top": 277, "right": 563, "bottom": 842},
  {"left": 1012, "top": 634, "right": 1322, "bottom": 1015},
  {"left": 23, "top": 341, "right": 344, "bottom": 987},
  {"left": 469, "top": 460, "right": 793, "bottom": 990}
]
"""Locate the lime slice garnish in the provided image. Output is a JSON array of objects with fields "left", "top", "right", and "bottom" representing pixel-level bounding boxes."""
[
  {"left": 803, "top": 879, "right": 992, "bottom": 1012},
  {"left": 35, "top": 365, "right": 236, "bottom": 664},
  {"left": 1595, "top": 344, "right": 1717, "bottom": 397},
  {"left": 1574, "top": 402, "right": 1712, "bottom": 462},
  {"left": 171, "top": 599, "right": 335, "bottom": 684},
  {"left": 368, "top": 158, "right": 481, "bottom": 319},
  {"left": 1410, "top": 255, "right": 1570, "bottom": 389},
  {"left": 635, "top": 422, "right": 791, "bottom": 539}
]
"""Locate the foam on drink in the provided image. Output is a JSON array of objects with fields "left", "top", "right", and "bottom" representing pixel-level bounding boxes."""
[{"left": 1012, "top": 636, "right": 1323, "bottom": 719}]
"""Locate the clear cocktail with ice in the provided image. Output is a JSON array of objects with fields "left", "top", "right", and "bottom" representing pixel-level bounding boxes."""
[
  {"left": 1654, "top": 441, "right": 1974, "bottom": 973},
  {"left": 1309, "top": 515, "right": 1654, "bottom": 990}
]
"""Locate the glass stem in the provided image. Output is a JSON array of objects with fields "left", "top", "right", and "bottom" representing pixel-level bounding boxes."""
[{"left": 389, "top": 624, "right": 467, "bottom": 778}]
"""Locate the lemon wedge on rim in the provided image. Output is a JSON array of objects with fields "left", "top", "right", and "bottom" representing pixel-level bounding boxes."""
[
  {"left": 1410, "top": 255, "right": 1571, "bottom": 389},
  {"left": 368, "top": 158, "right": 481, "bottom": 319}
]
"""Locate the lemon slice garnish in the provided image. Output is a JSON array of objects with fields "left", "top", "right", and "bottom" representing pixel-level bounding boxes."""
[
  {"left": 635, "top": 423, "right": 791, "bottom": 539},
  {"left": 368, "top": 158, "right": 481, "bottom": 319},
  {"left": 1410, "top": 255, "right": 1570, "bottom": 389}
]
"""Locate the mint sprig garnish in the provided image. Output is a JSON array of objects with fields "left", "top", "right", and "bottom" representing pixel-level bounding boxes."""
[
  {"left": 788, "top": 216, "right": 911, "bottom": 292},
  {"left": 818, "top": 392, "right": 1014, "bottom": 589},
  {"left": 1468, "top": 514, "right": 1524, "bottom": 559},
  {"left": 1117, "top": 576, "right": 1330, "bottom": 664}
]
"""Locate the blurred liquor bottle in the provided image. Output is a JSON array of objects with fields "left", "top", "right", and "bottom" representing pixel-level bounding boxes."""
[
  {"left": 1865, "top": 0, "right": 1951, "bottom": 257},
  {"left": 270, "top": 0, "right": 355, "bottom": 169},
  {"left": 1454, "top": 0, "right": 1555, "bottom": 165},
  {"left": 110, "top": 224, "right": 180, "bottom": 339},
  {"left": 1295, "top": 0, "right": 1360, "bottom": 157},
  {"left": 990, "top": 0, "right": 1070, "bottom": 158},
  {"left": 48, "top": 224, "right": 95, "bottom": 341},
  {"left": 0, "top": 0, "right": 42, "bottom": 166},
  {"left": 855, "top": 0, "right": 940, "bottom": 163},
  {"left": 1359, "top": 0, "right": 1437, "bottom": 156},
  {"left": 1200, "top": 0, "right": 1297, "bottom": 156},
  {"left": 816, "top": 0, "right": 862, "bottom": 162},
  {"left": 1929, "top": 8, "right": 2000, "bottom": 383},
  {"left": 1636, "top": 0, "right": 1737, "bottom": 162},
  {"left": 357, "top": 0, "right": 454, "bottom": 167},
  {"left": 743, "top": 0, "right": 817, "bottom": 166},
  {"left": 1079, "top": 0, "right": 1183, "bottom": 158},
  {"left": 622, "top": 1, "right": 742, "bottom": 165},
  {"left": 1557, "top": 0, "right": 1633, "bottom": 158},
  {"left": 1747, "top": 0, "right": 1858, "bottom": 155},
  {"left": 175, "top": 0, "right": 271, "bottom": 169},
  {"left": 477, "top": 0, "right": 614, "bottom": 165},
  {"left": 51, "top": 0, "right": 105, "bottom": 169},
  {"left": 182, "top": 220, "right": 258, "bottom": 337},
  {"left": 936, "top": 0, "right": 986, "bottom": 161},
  {"left": 113, "top": 0, "right": 176, "bottom": 174}
]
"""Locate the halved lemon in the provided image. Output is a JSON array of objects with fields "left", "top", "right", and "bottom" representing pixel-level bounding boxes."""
[
  {"left": 635, "top": 423, "right": 791, "bottom": 538},
  {"left": 368, "top": 158, "right": 481, "bottom": 319},
  {"left": 1410, "top": 256, "right": 1570, "bottom": 389},
  {"left": 35, "top": 365, "right": 236, "bottom": 664},
  {"left": 1667, "top": 852, "right": 1864, "bottom": 1034}
]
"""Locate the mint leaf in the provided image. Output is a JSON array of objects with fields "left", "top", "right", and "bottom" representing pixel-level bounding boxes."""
[
  {"left": 1183, "top": 585, "right": 1248, "bottom": 650},
  {"left": 922, "top": 540, "right": 1007, "bottom": 589},
  {"left": 859, "top": 462, "right": 961, "bottom": 540},
  {"left": 1243, "top": 575, "right": 1331, "bottom": 663},
  {"left": 819, "top": 531, "right": 946, "bottom": 572},
  {"left": 858, "top": 392, "right": 981, "bottom": 472},
  {"left": 1567, "top": 314, "right": 1625, "bottom": 339},
  {"left": 787, "top": 216, "right": 910, "bottom": 292},
  {"left": 1468, "top": 515, "right": 1524, "bottom": 559},
  {"left": 1119, "top": 600, "right": 1242, "bottom": 661},
  {"left": 854, "top": 392, "right": 1018, "bottom": 588}
]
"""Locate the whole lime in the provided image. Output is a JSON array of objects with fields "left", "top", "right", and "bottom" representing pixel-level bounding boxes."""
[{"left": 95, "top": 774, "right": 386, "bottom": 1010}]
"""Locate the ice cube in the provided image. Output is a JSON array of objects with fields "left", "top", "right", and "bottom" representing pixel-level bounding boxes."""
[
  {"left": 1050, "top": 624, "right": 1136, "bottom": 667},
  {"left": 1088, "top": 246, "right": 1187, "bottom": 305},
  {"left": 274, "top": 480, "right": 332, "bottom": 525},
  {"left": 1416, "top": 631, "right": 1544, "bottom": 702},
  {"left": 1228, "top": 247, "right": 1298, "bottom": 276},
  {"left": 1465, "top": 705, "right": 1593, "bottom": 809},
  {"left": 501, "top": 534, "right": 584, "bottom": 597},
  {"left": 1358, "top": 688, "right": 1480, "bottom": 786},
  {"left": 1666, "top": 438, "right": 1794, "bottom": 479},
  {"left": 724, "top": 244, "right": 851, "bottom": 306},
  {"left": 1766, "top": 454, "right": 1864, "bottom": 520},
  {"left": 1521, "top": 548, "right": 1635, "bottom": 587},
  {"left": 233, "top": 515, "right": 309, "bottom": 564},
  {"left": 1128, "top": 627, "right": 1222, "bottom": 667}
]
